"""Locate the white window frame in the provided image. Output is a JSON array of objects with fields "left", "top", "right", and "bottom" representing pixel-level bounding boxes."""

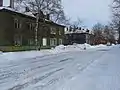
[{"left": 42, "top": 38, "right": 47, "bottom": 46}]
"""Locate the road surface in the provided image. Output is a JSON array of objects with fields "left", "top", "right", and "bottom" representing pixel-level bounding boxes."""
[{"left": 0, "top": 45, "right": 120, "bottom": 90}]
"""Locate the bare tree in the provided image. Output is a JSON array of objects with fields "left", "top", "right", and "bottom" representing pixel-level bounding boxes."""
[
  {"left": 70, "top": 18, "right": 84, "bottom": 28},
  {"left": 111, "top": 0, "right": 120, "bottom": 43},
  {"left": 92, "top": 23, "right": 105, "bottom": 44},
  {"left": 14, "top": 0, "right": 68, "bottom": 25},
  {"left": 67, "top": 17, "right": 85, "bottom": 32},
  {"left": 92, "top": 23, "right": 116, "bottom": 44},
  {"left": 92, "top": 23, "right": 104, "bottom": 38},
  {"left": 103, "top": 25, "right": 116, "bottom": 44}
]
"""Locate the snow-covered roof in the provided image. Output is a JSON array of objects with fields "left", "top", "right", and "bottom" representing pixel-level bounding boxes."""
[
  {"left": 65, "top": 29, "right": 93, "bottom": 34},
  {"left": 0, "top": 6, "right": 36, "bottom": 18},
  {"left": 0, "top": 6, "right": 16, "bottom": 12},
  {"left": 0, "top": 6, "right": 65, "bottom": 27},
  {"left": 24, "top": 12, "right": 36, "bottom": 18}
]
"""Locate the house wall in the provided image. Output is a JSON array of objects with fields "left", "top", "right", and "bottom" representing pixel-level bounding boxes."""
[
  {"left": 64, "top": 33, "right": 86, "bottom": 45},
  {"left": 0, "top": 11, "right": 14, "bottom": 45}
]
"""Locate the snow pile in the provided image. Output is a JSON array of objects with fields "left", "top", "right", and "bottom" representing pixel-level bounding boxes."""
[
  {"left": 91, "top": 44, "right": 106, "bottom": 48},
  {"left": 0, "top": 51, "right": 2, "bottom": 54},
  {"left": 53, "top": 43, "right": 109, "bottom": 52},
  {"left": 76, "top": 43, "right": 91, "bottom": 49},
  {"left": 52, "top": 44, "right": 84, "bottom": 53},
  {"left": 0, "top": 44, "right": 112, "bottom": 63},
  {"left": 55, "top": 45, "right": 66, "bottom": 50},
  {"left": 90, "top": 44, "right": 111, "bottom": 49}
]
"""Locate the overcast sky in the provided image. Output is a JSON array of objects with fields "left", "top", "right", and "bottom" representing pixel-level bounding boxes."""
[
  {"left": 4, "top": 0, "right": 112, "bottom": 28},
  {"left": 62, "top": 0, "right": 113, "bottom": 28}
]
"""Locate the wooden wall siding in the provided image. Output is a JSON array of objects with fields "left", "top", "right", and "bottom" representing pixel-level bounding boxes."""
[{"left": 0, "top": 10, "right": 65, "bottom": 48}]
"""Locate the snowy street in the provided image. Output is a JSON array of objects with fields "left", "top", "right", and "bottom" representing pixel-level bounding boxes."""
[{"left": 0, "top": 45, "right": 120, "bottom": 90}]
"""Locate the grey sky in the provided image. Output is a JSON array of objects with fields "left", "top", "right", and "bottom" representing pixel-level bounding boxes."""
[
  {"left": 62, "top": 0, "right": 112, "bottom": 28},
  {"left": 3, "top": 0, "right": 9, "bottom": 6},
  {"left": 4, "top": 0, "right": 112, "bottom": 28}
]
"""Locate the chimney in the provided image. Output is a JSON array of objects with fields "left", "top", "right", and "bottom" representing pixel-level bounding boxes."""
[
  {"left": 46, "top": 14, "right": 50, "bottom": 20},
  {"left": 0, "top": 0, "right": 3, "bottom": 7},
  {"left": 25, "top": 7, "right": 30, "bottom": 12},
  {"left": 79, "top": 27, "right": 81, "bottom": 30},
  {"left": 10, "top": 0, "right": 14, "bottom": 8}
]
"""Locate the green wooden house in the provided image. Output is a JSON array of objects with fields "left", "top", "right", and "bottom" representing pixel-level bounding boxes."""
[{"left": 0, "top": 7, "right": 65, "bottom": 51}]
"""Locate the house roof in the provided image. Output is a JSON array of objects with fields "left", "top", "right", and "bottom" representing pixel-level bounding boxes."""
[{"left": 0, "top": 7, "right": 65, "bottom": 27}]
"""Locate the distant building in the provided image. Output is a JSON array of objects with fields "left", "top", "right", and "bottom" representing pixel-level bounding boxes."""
[{"left": 64, "top": 28, "right": 94, "bottom": 45}]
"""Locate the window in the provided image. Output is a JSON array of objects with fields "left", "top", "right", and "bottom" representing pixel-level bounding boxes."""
[
  {"left": 59, "top": 39, "right": 63, "bottom": 45},
  {"left": 50, "top": 38, "right": 57, "bottom": 46},
  {"left": 59, "top": 30, "right": 62, "bottom": 35},
  {"left": 28, "top": 39, "right": 34, "bottom": 45},
  {"left": 42, "top": 38, "right": 47, "bottom": 46},
  {"left": 14, "top": 35, "right": 22, "bottom": 46},
  {"left": 50, "top": 27, "right": 56, "bottom": 34},
  {"left": 14, "top": 19, "right": 21, "bottom": 29},
  {"left": 26, "top": 23, "right": 32, "bottom": 30},
  {"left": 31, "top": 23, "right": 35, "bottom": 30}
]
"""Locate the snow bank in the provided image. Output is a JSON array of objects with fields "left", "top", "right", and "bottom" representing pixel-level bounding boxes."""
[
  {"left": 90, "top": 44, "right": 107, "bottom": 49},
  {"left": 53, "top": 43, "right": 109, "bottom": 52},
  {"left": 0, "top": 51, "right": 2, "bottom": 54},
  {"left": 0, "top": 44, "right": 112, "bottom": 63}
]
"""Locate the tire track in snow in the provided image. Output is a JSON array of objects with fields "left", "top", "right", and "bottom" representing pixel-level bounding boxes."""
[
  {"left": 8, "top": 68, "right": 64, "bottom": 90},
  {"left": 35, "top": 50, "right": 109, "bottom": 90},
  {"left": 0, "top": 57, "right": 72, "bottom": 83},
  {"left": 1, "top": 50, "right": 110, "bottom": 90},
  {"left": 0, "top": 52, "right": 68, "bottom": 69}
]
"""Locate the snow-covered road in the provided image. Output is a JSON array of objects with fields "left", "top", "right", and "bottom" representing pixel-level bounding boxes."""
[
  {"left": 59, "top": 46, "right": 120, "bottom": 90},
  {"left": 0, "top": 45, "right": 119, "bottom": 90}
]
